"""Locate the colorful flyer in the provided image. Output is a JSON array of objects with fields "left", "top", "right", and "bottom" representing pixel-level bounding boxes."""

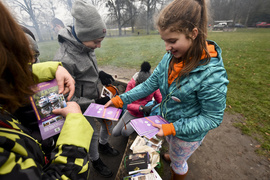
[
  {"left": 83, "top": 103, "right": 122, "bottom": 121},
  {"left": 30, "top": 79, "right": 67, "bottom": 140},
  {"left": 130, "top": 115, "right": 169, "bottom": 139}
]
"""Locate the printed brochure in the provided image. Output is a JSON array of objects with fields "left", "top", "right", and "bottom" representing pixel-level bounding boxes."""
[
  {"left": 101, "top": 86, "right": 113, "bottom": 99},
  {"left": 130, "top": 115, "right": 169, "bottom": 139},
  {"left": 130, "top": 135, "right": 163, "bottom": 151},
  {"left": 83, "top": 103, "right": 122, "bottom": 121},
  {"left": 30, "top": 79, "right": 67, "bottom": 140},
  {"left": 126, "top": 152, "right": 150, "bottom": 174}
]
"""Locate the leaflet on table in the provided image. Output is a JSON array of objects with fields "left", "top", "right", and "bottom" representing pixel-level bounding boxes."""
[
  {"left": 83, "top": 103, "right": 122, "bottom": 121},
  {"left": 130, "top": 135, "right": 163, "bottom": 151},
  {"left": 29, "top": 79, "right": 67, "bottom": 140},
  {"left": 123, "top": 168, "right": 162, "bottom": 180},
  {"left": 126, "top": 152, "right": 151, "bottom": 175},
  {"left": 130, "top": 115, "right": 169, "bottom": 139}
]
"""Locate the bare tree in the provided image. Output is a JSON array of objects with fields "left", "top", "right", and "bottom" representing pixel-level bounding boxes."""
[
  {"left": 8, "top": 0, "right": 44, "bottom": 41},
  {"left": 126, "top": 0, "right": 138, "bottom": 33},
  {"left": 59, "top": 0, "right": 73, "bottom": 11},
  {"left": 140, "top": 0, "right": 162, "bottom": 34},
  {"left": 106, "top": 0, "right": 134, "bottom": 36},
  {"left": 89, "top": 0, "right": 106, "bottom": 10}
]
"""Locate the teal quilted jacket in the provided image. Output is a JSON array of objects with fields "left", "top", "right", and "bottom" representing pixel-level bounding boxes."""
[{"left": 119, "top": 40, "right": 229, "bottom": 142}]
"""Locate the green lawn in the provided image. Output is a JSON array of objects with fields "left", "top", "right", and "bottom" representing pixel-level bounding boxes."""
[{"left": 38, "top": 28, "right": 270, "bottom": 157}]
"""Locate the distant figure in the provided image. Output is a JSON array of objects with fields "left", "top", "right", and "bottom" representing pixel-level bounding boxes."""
[
  {"left": 51, "top": 17, "right": 65, "bottom": 34},
  {"left": 21, "top": 25, "right": 40, "bottom": 63}
]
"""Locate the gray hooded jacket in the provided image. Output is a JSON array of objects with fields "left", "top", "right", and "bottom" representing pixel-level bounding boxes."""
[{"left": 54, "top": 26, "right": 102, "bottom": 111}]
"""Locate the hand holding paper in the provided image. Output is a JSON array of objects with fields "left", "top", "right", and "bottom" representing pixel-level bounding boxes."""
[{"left": 152, "top": 123, "right": 164, "bottom": 137}]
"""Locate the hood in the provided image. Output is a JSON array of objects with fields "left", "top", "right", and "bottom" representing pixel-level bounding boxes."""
[
  {"left": 191, "top": 40, "right": 224, "bottom": 73},
  {"left": 58, "top": 26, "right": 94, "bottom": 54}
]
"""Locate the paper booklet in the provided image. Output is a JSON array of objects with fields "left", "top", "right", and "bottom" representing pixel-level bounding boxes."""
[
  {"left": 101, "top": 86, "right": 113, "bottom": 99},
  {"left": 130, "top": 135, "right": 163, "bottom": 151},
  {"left": 83, "top": 103, "right": 122, "bottom": 121},
  {"left": 130, "top": 115, "right": 169, "bottom": 139},
  {"left": 123, "top": 168, "right": 162, "bottom": 180},
  {"left": 30, "top": 79, "right": 67, "bottom": 140}
]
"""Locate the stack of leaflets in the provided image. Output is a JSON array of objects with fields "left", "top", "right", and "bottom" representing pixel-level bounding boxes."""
[
  {"left": 126, "top": 152, "right": 151, "bottom": 175},
  {"left": 130, "top": 135, "right": 163, "bottom": 151},
  {"left": 123, "top": 168, "right": 162, "bottom": 180},
  {"left": 30, "top": 79, "right": 67, "bottom": 140},
  {"left": 83, "top": 103, "right": 122, "bottom": 121},
  {"left": 130, "top": 115, "right": 169, "bottom": 139}
]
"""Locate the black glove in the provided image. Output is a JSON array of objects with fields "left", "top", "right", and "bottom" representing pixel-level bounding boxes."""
[
  {"left": 140, "top": 104, "right": 155, "bottom": 116},
  {"left": 95, "top": 96, "right": 110, "bottom": 105},
  {"left": 99, "top": 71, "right": 114, "bottom": 86}
]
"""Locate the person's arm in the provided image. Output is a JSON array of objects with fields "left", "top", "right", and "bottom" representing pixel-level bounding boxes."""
[
  {"left": 118, "top": 63, "right": 161, "bottom": 105},
  {"left": 106, "top": 59, "right": 164, "bottom": 109},
  {"left": 153, "top": 89, "right": 162, "bottom": 104},
  {"left": 125, "top": 78, "right": 135, "bottom": 92},
  {"left": 44, "top": 102, "right": 93, "bottom": 178},
  {"left": 32, "top": 62, "right": 75, "bottom": 101},
  {"left": 0, "top": 102, "right": 93, "bottom": 179},
  {"left": 32, "top": 61, "right": 62, "bottom": 82},
  {"left": 156, "top": 68, "right": 228, "bottom": 137},
  {"left": 124, "top": 78, "right": 142, "bottom": 114}
]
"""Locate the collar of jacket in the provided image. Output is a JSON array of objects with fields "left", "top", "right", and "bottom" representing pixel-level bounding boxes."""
[
  {"left": 167, "top": 40, "right": 223, "bottom": 74},
  {"left": 72, "top": 26, "right": 82, "bottom": 43},
  {"left": 58, "top": 26, "right": 94, "bottom": 54}
]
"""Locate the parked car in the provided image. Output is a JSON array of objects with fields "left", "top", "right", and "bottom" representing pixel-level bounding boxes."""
[
  {"left": 213, "top": 22, "right": 227, "bottom": 30},
  {"left": 256, "top": 22, "right": 270, "bottom": 28}
]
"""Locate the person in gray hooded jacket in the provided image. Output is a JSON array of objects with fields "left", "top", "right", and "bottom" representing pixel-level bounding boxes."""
[{"left": 53, "top": 0, "right": 118, "bottom": 178}]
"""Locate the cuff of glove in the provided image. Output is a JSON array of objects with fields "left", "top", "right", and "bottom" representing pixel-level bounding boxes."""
[
  {"left": 111, "top": 95, "right": 124, "bottom": 108},
  {"left": 162, "top": 123, "right": 176, "bottom": 136}
]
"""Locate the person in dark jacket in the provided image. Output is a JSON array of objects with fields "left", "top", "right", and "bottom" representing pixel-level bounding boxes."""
[
  {"left": 53, "top": 0, "right": 118, "bottom": 177},
  {"left": 0, "top": 1, "right": 93, "bottom": 179}
]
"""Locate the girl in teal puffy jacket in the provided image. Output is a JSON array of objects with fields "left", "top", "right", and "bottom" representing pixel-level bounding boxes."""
[{"left": 106, "top": 0, "right": 229, "bottom": 179}]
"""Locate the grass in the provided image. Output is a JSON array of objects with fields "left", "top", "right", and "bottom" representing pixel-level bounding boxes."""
[{"left": 38, "top": 28, "right": 270, "bottom": 157}]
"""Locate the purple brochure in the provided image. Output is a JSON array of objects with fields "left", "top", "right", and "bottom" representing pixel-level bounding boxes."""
[
  {"left": 130, "top": 115, "right": 169, "bottom": 139},
  {"left": 83, "top": 103, "right": 122, "bottom": 121},
  {"left": 30, "top": 79, "right": 67, "bottom": 140}
]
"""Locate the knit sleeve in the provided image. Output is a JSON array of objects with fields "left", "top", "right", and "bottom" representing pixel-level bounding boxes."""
[
  {"left": 111, "top": 95, "right": 124, "bottom": 108},
  {"left": 162, "top": 123, "right": 176, "bottom": 136}
]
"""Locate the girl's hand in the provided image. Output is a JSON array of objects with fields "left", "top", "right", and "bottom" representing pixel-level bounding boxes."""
[
  {"left": 52, "top": 102, "right": 81, "bottom": 117},
  {"left": 152, "top": 123, "right": 164, "bottom": 136},
  {"left": 104, "top": 100, "right": 114, "bottom": 108}
]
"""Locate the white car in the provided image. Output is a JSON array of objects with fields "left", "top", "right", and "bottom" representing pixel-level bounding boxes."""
[
  {"left": 39, "top": 96, "right": 49, "bottom": 108},
  {"left": 41, "top": 105, "right": 52, "bottom": 116},
  {"left": 48, "top": 92, "right": 59, "bottom": 104}
]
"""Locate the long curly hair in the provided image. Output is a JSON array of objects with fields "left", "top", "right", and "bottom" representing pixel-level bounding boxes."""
[
  {"left": 0, "top": 1, "right": 36, "bottom": 113},
  {"left": 157, "top": 0, "right": 210, "bottom": 82}
]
